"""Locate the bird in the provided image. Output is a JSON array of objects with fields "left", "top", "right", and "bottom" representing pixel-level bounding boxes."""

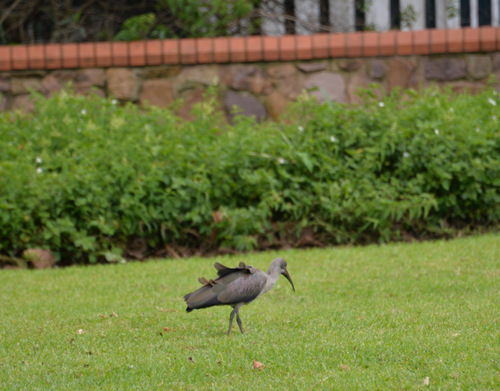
[{"left": 184, "top": 257, "right": 295, "bottom": 335}]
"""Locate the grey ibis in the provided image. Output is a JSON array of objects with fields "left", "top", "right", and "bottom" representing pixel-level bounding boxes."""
[{"left": 184, "top": 257, "right": 295, "bottom": 335}]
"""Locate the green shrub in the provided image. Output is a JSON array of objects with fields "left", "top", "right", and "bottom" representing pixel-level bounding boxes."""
[
  {"left": 114, "top": 1, "right": 257, "bottom": 40},
  {"left": 290, "top": 87, "right": 500, "bottom": 234},
  {"left": 0, "top": 87, "right": 499, "bottom": 264}
]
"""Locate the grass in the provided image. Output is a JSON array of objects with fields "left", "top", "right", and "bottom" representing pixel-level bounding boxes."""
[{"left": 0, "top": 234, "right": 499, "bottom": 390}]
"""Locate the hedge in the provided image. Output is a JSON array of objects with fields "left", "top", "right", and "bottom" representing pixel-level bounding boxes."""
[{"left": 1, "top": 86, "right": 499, "bottom": 265}]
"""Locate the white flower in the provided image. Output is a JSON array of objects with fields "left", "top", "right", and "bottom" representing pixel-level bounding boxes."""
[
  {"left": 488, "top": 98, "right": 497, "bottom": 106},
  {"left": 403, "top": 151, "right": 410, "bottom": 158},
  {"left": 36, "top": 167, "right": 43, "bottom": 173},
  {"left": 298, "top": 126, "right": 304, "bottom": 133},
  {"left": 111, "top": 99, "right": 118, "bottom": 105},
  {"left": 278, "top": 158, "right": 286, "bottom": 165},
  {"left": 36, "top": 157, "right": 42, "bottom": 164},
  {"left": 81, "top": 109, "right": 87, "bottom": 115},
  {"left": 434, "top": 129, "right": 440, "bottom": 135},
  {"left": 330, "top": 136, "right": 337, "bottom": 143},
  {"left": 378, "top": 102, "right": 385, "bottom": 107}
]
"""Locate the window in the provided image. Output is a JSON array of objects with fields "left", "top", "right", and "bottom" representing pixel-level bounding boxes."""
[
  {"left": 426, "top": 0, "right": 436, "bottom": 28},
  {"left": 478, "top": 0, "right": 492, "bottom": 25},
  {"left": 460, "top": 0, "right": 471, "bottom": 26},
  {"left": 391, "top": 0, "right": 401, "bottom": 29},
  {"left": 355, "top": 0, "right": 366, "bottom": 31}
]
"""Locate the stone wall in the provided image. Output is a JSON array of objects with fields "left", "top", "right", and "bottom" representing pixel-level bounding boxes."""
[
  {"left": 1, "top": 27, "right": 500, "bottom": 120},
  {"left": 1, "top": 53, "right": 499, "bottom": 121}
]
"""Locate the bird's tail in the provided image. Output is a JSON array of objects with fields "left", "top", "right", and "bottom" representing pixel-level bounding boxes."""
[
  {"left": 184, "top": 285, "right": 222, "bottom": 312},
  {"left": 184, "top": 292, "right": 194, "bottom": 312}
]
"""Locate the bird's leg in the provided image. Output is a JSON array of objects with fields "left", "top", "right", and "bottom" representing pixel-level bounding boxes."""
[
  {"left": 228, "top": 304, "right": 245, "bottom": 336},
  {"left": 228, "top": 308, "right": 237, "bottom": 336},
  {"left": 236, "top": 312, "right": 244, "bottom": 334}
]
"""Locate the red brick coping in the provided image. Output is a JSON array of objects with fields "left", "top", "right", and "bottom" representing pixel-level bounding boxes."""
[{"left": 1, "top": 27, "right": 499, "bottom": 71}]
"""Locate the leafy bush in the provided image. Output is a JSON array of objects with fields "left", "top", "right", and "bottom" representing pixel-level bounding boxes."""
[
  {"left": 1, "top": 0, "right": 258, "bottom": 44},
  {"left": 114, "top": 13, "right": 158, "bottom": 41},
  {"left": 0, "top": 87, "right": 499, "bottom": 264},
  {"left": 287, "top": 87, "right": 500, "bottom": 240}
]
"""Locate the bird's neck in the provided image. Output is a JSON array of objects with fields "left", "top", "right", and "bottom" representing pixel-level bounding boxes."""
[{"left": 262, "top": 270, "right": 280, "bottom": 295}]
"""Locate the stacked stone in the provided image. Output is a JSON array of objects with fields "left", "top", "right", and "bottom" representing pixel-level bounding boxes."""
[{"left": 1, "top": 53, "right": 499, "bottom": 120}]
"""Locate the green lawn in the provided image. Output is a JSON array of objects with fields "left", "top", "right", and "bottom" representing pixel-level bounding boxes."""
[{"left": 1, "top": 234, "right": 499, "bottom": 390}]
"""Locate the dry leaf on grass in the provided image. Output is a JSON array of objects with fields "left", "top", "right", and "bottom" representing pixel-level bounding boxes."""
[
  {"left": 423, "top": 377, "right": 430, "bottom": 386},
  {"left": 252, "top": 360, "right": 264, "bottom": 370}
]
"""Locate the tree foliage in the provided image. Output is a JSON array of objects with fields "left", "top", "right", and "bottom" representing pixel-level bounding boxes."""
[{"left": 0, "top": 0, "right": 259, "bottom": 44}]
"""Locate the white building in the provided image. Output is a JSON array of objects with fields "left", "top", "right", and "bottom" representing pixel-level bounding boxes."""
[{"left": 261, "top": 0, "right": 500, "bottom": 34}]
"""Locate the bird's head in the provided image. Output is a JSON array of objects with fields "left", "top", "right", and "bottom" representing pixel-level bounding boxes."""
[{"left": 274, "top": 257, "right": 295, "bottom": 292}]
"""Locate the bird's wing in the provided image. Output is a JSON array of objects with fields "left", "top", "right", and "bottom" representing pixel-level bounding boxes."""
[
  {"left": 185, "top": 269, "right": 267, "bottom": 310},
  {"left": 217, "top": 271, "right": 267, "bottom": 304},
  {"left": 198, "top": 277, "right": 217, "bottom": 286},
  {"left": 214, "top": 262, "right": 256, "bottom": 278}
]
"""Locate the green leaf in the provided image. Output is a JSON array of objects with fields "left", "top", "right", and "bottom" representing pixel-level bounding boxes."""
[{"left": 297, "top": 152, "right": 315, "bottom": 173}]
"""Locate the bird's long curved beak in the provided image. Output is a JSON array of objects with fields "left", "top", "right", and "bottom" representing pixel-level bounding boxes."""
[{"left": 282, "top": 269, "right": 295, "bottom": 292}]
